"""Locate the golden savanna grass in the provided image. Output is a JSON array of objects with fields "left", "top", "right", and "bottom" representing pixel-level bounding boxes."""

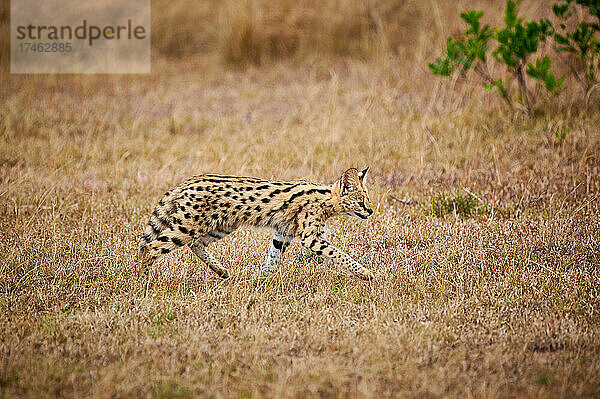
[{"left": 1, "top": 0, "right": 599, "bottom": 397}]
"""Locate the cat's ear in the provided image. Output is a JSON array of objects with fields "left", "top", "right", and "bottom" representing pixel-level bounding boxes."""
[
  {"left": 340, "top": 168, "right": 359, "bottom": 195},
  {"left": 358, "top": 167, "right": 369, "bottom": 184}
]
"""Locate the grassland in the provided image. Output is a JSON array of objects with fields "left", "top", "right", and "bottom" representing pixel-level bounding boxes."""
[{"left": 1, "top": 0, "right": 600, "bottom": 398}]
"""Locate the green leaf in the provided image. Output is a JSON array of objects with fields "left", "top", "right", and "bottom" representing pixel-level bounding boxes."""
[
  {"left": 493, "top": 1, "right": 555, "bottom": 68},
  {"left": 428, "top": 58, "right": 453, "bottom": 76},
  {"left": 553, "top": 1, "right": 573, "bottom": 18},
  {"left": 428, "top": 11, "right": 492, "bottom": 79},
  {"left": 555, "top": 33, "right": 572, "bottom": 46},
  {"left": 546, "top": 74, "right": 565, "bottom": 91},
  {"left": 494, "top": 79, "right": 510, "bottom": 99},
  {"left": 553, "top": 4, "right": 566, "bottom": 17},
  {"left": 460, "top": 10, "right": 484, "bottom": 34},
  {"left": 505, "top": 1, "right": 518, "bottom": 27},
  {"left": 554, "top": 127, "right": 570, "bottom": 144},
  {"left": 526, "top": 56, "right": 564, "bottom": 92}
]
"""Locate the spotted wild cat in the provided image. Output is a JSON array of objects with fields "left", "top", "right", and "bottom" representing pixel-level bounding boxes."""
[{"left": 139, "top": 167, "right": 374, "bottom": 280}]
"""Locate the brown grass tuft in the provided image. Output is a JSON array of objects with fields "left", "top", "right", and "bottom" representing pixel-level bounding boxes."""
[{"left": 151, "top": 0, "right": 432, "bottom": 65}]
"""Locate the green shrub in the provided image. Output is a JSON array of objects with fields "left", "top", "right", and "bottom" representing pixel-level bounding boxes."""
[
  {"left": 429, "top": 0, "right": 600, "bottom": 113},
  {"left": 552, "top": 0, "right": 600, "bottom": 97}
]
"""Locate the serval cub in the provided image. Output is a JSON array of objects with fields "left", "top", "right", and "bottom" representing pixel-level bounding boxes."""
[{"left": 139, "top": 167, "right": 374, "bottom": 280}]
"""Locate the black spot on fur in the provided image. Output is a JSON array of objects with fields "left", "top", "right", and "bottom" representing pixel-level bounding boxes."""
[
  {"left": 210, "top": 232, "right": 222, "bottom": 239},
  {"left": 158, "top": 236, "right": 169, "bottom": 242},
  {"left": 167, "top": 204, "right": 177, "bottom": 215},
  {"left": 277, "top": 188, "right": 331, "bottom": 213},
  {"left": 149, "top": 219, "right": 162, "bottom": 235},
  {"left": 203, "top": 178, "right": 229, "bottom": 184},
  {"left": 161, "top": 248, "right": 170, "bottom": 254},
  {"left": 172, "top": 237, "right": 184, "bottom": 246},
  {"left": 281, "top": 184, "right": 303, "bottom": 193},
  {"left": 179, "top": 226, "right": 189, "bottom": 234}
]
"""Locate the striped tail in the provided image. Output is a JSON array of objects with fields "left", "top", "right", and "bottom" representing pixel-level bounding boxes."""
[{"left": 138, "top": 199, "right": 177, "bottom": 272}]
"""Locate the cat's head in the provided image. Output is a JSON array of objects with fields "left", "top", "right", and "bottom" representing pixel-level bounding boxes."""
[{"left": 331, "top": 167, "right": 373, "bottom": 220}]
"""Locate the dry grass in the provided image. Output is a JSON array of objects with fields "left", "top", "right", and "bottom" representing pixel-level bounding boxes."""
[
  {"left": 1, "top": 0, "right": 600, "bottom": 398},
  {"left": 150, "top": 0, "right": 515, "bottom": 65}
]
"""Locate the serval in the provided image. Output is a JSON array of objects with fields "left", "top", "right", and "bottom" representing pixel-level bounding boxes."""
[{"left": 139, "top": 167, "right": 374, "bottom": 280}]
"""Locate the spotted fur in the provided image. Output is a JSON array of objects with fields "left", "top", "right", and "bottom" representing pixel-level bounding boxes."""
[{"left": 139, "top": 167, "right": 374, "bottom": 280}]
